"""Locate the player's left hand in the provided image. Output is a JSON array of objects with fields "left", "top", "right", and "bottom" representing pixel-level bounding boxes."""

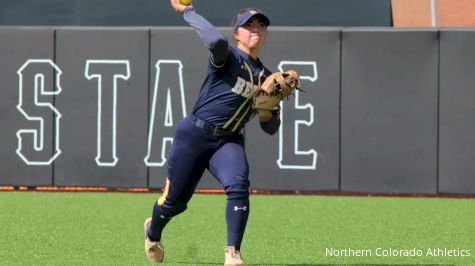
[{"left": 253, "top": 70, "right": 301, "bottom": 121}]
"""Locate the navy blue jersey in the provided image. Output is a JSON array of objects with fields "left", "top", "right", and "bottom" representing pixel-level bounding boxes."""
[
  {"left": 193, "top": 46, "right": 271, "bottom": 131},
  {"left": 183, "top": 7, "right": 279, "bottom": 134}
]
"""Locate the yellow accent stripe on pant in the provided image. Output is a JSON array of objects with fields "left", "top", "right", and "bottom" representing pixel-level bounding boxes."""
[{"left": 157, "top": 178, "right": 170, "bottom": 206}]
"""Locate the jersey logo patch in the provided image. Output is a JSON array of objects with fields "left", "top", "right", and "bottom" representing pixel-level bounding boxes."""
[{"left": 231, "top": 76, "right": 259, "bottom": 98}]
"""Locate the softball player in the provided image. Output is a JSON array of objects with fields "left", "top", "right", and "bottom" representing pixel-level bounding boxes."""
[{"left": 144, "top": 1, "right": 280, "bottom": 265}]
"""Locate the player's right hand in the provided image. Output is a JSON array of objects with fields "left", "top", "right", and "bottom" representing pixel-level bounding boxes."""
[{"left": 170, "top": 0, "right": 191, "bottom": 13}]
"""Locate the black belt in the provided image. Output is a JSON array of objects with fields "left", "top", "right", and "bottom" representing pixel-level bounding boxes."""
[{"left": 191, "top": 114, "right": 241, "bottom": 137}]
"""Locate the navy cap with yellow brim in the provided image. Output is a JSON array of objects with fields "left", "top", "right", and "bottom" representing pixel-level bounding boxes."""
[{"left": 232, "top": 9, "right": 270, "bottom": 32}]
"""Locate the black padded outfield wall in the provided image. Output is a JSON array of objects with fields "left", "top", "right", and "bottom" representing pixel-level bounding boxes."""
[
  {"left": 340, "top": 29, "right": 439, "bottom": 194},
  {"left": 53, "top": 28, "right": 149, "bottom": 188},
  {"left": 439, "top": 30, "right": 475, "bottom": 194},
  {"left": 247, "top": 28, "right": 341, "bottom": 191},
  {"left": 1, "top": 27, "right": 475, "bottom": 194},
  {"left": 0, "top": 28, "right": 55, "bottom": 186}
]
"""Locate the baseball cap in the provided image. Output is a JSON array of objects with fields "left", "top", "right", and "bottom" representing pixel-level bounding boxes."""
[{"left": 232, "top": 9, "right": 270, "bottom": 32}]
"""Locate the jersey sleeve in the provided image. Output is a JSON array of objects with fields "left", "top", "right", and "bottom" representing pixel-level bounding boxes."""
[
  {"left": 259, "top": 109, "right": 281, "bottom": 135},
  {"left": 183, "top": 7, "right": 229, "bottom": 68}
]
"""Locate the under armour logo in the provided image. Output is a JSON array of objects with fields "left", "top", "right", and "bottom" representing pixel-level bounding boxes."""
[{"left": 234, "top": 206, "right": 247, "bottom": 211}]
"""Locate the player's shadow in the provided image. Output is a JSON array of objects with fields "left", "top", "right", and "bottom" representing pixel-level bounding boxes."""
[
  {"left": 246, "top": 263, "right": 455, "bottom": 266},
  {"left": 246, "top": 264, "right": 456, "bottom": 266},
  {"left": 250, "top": 264, "right": 456, "bottom": 266},
  {"left": 174, "top": 261, "right": 456, "bottom": 266},
  {"left": 172, "top": 263, "right": 455, "bottom": 266}
]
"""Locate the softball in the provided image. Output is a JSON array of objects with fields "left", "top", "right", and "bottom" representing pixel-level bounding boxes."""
[{"left": 179, "top": 0, "right": 192, "bottom": 6}]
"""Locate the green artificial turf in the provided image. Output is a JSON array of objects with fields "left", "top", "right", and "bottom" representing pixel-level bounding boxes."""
[{"left": 0, "top": 192, "right": 474, "bottom": 265}]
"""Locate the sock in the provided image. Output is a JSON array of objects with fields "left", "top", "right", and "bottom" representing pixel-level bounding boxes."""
[
  {"left": 147, "top": 202, "right": 171, "bottom": 241},
  {"left": 226, "top": 197, "right": 250, "bottom": 250}
]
